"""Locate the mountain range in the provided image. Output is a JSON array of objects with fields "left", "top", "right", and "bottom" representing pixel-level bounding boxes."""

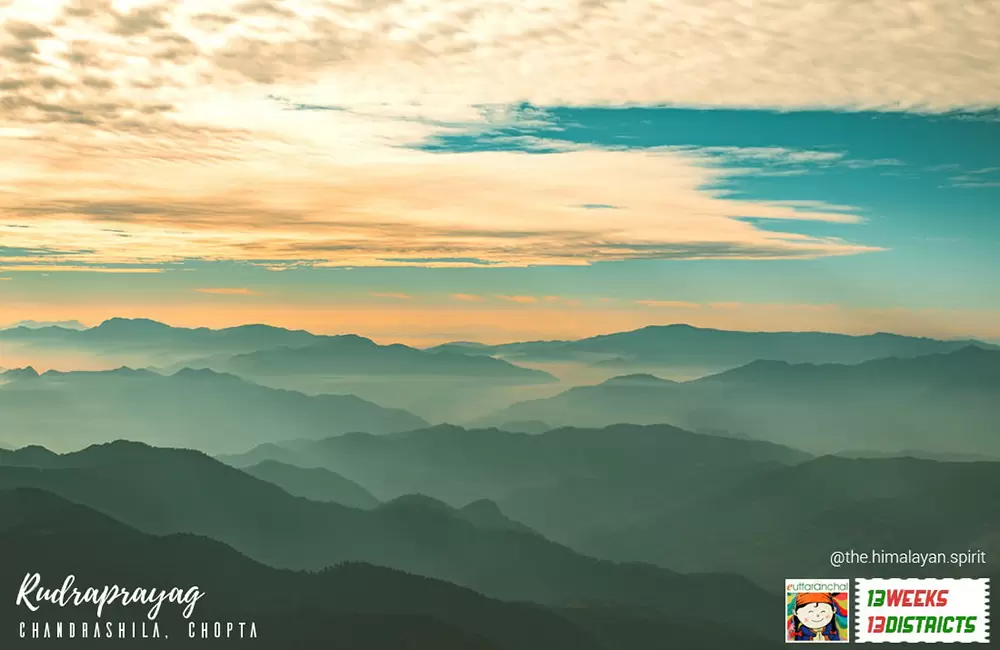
[
  {"left": 428, "top": 323, "right": 997, "bottom": 369},
  {"left": 241, "top": 460, "right": 380, "bottom": 509},
  {"left": 218, "top": 423, "right": 810, "bottom": 545},
  {"left": 481, "top": 346, "right": 1000, "bottom": 455},
  {"left": 0, "top": 366, "right": 426, "bottom": 453},
  {"left": 1, "top": 318, "right": 554, "bottom": 383},
  {"left": 0, "top": 488, "right": 667, "bottom": 649},
  {"left": 214, "top": 422, "right": 1000, "bottom": 591},
  {"left": 179, "top": 335, "right": 556, "bottom": 382},
  {"left": 1, "top": 318, "right": 558, "bottom": 423},
  {"left": 0, "top": 441, "right": 773, "bottom": 629},
  {"left": 1, "top": 317, "right": 319, "bottom": 356},
  {"left": 0, "top": 487, "right": 778, "bottom": 649},
  {"left": 7, "top": 319, "right": 88, "bottom": 330},
  {"left": 577, "top": 454, "right": 1000, "bottom": 586}
]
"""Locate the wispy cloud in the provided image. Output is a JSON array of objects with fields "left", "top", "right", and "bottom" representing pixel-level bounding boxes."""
[
  {"left": 40, "top": 0, "right": 988, "bottom": 112},
  {"left": 370, "top": 292, "right": 413, "bottom": 300},
  {"left": 635, "top": 300, "right": 702, "bottom": 309},
  {"left": 0, "top": 265, "right": 163, "bottom": 273},
  {"left": 948, "top": 166, "right": 1000, "bottom": 188},
  {"left": 451, "top": 294, "right": 485, "bottom": 302},
  {"left": 5, "top": 0, "right": 988, "bottom": 273},
  {"left": 195, "top": 287, "right": 260, "bottom": 295},
  {"left": 0, "top": 146, "right": 882, "bottom": 269},
  {"left": 497, "top": 295, "right": 539, "bottom": 304}
]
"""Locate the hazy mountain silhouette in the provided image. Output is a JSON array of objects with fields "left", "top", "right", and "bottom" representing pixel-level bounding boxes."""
[
  {"left": 430, "top": 324, "right": 996, "bottom": 368},
  {"left": 1, "top": 366, "right": 40, "bottom": 380},
  {"left": 0, "top": 441, "right": 772, "bottom": 629},
  {"left": 0, "top": 488, "right": 608, "bottom": 649},
  {"left": 599, "top": 373, "right": 679, "bottom": 387},
  {"left": 0, "top": 317, "right": 554, "bottom": 384},
  {"left": 458, "top": 499, "right": 539, "bottom": 535},
  {"left": 834, "top": 448, "right": 1000, "bottom": 462},
  {"left": 187, "top": 337, "right": 556, "bottom": 383},
  {"left": 218, "top": 423, "right": 808, "bottom": 544},
  {"left": 1, "top": 318, "right": 559, "bottom": 425},
  {"left": 478, "top": 374, "right": 690, "bottom": 431},
  {"left": 242, "top": 460, "right": 380, "bottom": 509},
  {"left": 484, "top": 347, "right": 1000, "bottom": 455},
  {"left": 10, "top": 319, "right": 87, "bottom": 330},
  {"left": 0, "top": 367, "right": 426, "bottom": 453},
  {"left": 376, "top": 494, "right": 537, "bottom": 535},
  {"left": 578, "top": 455, "right": 1000, "bottom": 587},
  {"left": 0, "top": 317, "right": 321, "bottom": 360}
]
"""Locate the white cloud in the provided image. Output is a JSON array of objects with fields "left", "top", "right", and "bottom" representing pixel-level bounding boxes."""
[{"left": 5, "top": 0, "right": 954, "bottom": 270}]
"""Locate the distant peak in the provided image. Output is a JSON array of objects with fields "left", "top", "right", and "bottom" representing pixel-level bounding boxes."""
[
  {"left": 75, "top": 439, "right": 205, "bottom": 463},
  {"left": 951, "top": 344, "right": 991, "bottom": 356},
  {"left": 80, "top": 439, "right": 156, "bottom": 454},
  {"left": 12, "top": 444, "right": 56, "bottom": 455},
  {"left": 95, "top": 317, "right": 170, "bottom": 330},
  {"left": 2, "top": 366, "right": 39, "bottom": 379},
  {"left": 407, "top": 424, "right": 468, "bottom": 436},
  {"left": 640, "top": 323, "right": 700, "bottom": 331},
  {"left": 741, "top": 358, "right": 793, "bottom": 369},
  {"left": 460, "top": 499, "right": 502, "bottom": 516},
  {"left": 228, "top": 323, "right": 286, "bottom": 332},
  {"left": 172, "top": 367, "right": 239, "bottom": 380},
  {"left": 380, "top": 494, "right": 453, "bottom": 512},
  {"left": 602, "top": 373, "right": 674, "bottom": 386},
  {"left": 12, "top": 319, "right": 87, "bottom": 330},
  {"left": 317, "top": 334, "right": 378, "bottom": 347},
  {"left": 34, "top": 367, "right": 153, "bottom": 379},
  {"left": 109, "top": 366, "right": 153, "bottom": 376}
]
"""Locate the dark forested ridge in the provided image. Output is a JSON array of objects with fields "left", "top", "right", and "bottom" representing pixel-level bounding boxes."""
[
  {"left": 241, "top": 460, "right": 380, "bottom": 509},
  {"left": 0, "top": 442, "right": 772, "bottom": 631},
  {"left": 218, "top": 423, "right": 809, "bottom": 542}
]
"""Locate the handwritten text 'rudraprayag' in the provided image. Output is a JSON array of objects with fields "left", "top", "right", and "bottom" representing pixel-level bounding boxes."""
[{"left": 16, "top": 573, "right": 204, "bottom": 620}]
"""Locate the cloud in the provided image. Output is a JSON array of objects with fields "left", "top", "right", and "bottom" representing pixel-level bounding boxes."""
[
  {"left": 451, "top": 293, "right": 485, "bottom": 302},
  {"left": 0, "top": 265, "right": 162, "bottom": 273},
  {"left": 948, "top": 166, "right": 1000, "bottom": 188},
  {"left": 7, "top": 0, "right": 965, "bottom": 272},
  {"left": 190, "top": 0, "right": 1000, "bottom": 112},
  {"left": 0, "top": 144, "right": 882, "bottom": 268},
  {"left": 195, "top": 287, "right": 260, "bottom": 295},
  {"left": 370, "top": 292, "right": 413, "bottom": 300},
  {"left": 950, "top": 181, "right": 1000, "bottom": 188},
  {"left": 497, "top": 295, "right": 539, "bottom": 304},
  {"left": 635, "top": 300, "right": 702, "bottom": 309}
]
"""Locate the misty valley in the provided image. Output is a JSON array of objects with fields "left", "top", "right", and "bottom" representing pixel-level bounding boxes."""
[{"left": 1, "top": 319, "right": 998, "bottom": 648}]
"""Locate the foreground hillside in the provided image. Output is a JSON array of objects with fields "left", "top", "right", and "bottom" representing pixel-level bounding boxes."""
[{"left": 0, "top": 441, "right": 772, "bottom": 630}]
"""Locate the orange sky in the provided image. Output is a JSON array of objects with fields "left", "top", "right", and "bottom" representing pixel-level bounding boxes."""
[{"left": 3, "top": 299, "right": 997, "bottom": 346}]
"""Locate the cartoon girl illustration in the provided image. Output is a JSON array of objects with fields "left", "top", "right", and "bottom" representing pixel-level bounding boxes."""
[{"left": 788, "top": 592, "right": 846, "bottom": 641}]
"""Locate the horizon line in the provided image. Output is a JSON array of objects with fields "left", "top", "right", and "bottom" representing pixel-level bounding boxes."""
[{"left": 1, "top": 315, "right": 995, "bottom": 347}]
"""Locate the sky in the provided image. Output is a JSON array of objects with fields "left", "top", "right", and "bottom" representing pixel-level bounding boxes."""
[{"left": 1, "top": 0, "right": 998, "bottom": 344}]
